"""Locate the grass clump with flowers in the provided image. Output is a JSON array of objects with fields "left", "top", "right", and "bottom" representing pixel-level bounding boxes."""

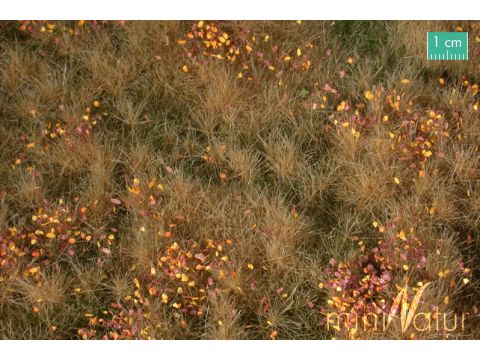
[{"left": 0, "top": 20, "right": 479, "bottom": 339}]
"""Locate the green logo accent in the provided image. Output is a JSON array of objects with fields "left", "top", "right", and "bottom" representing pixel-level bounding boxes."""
[{"left": 427, "top": 32, "right": 468, "bottom": 61}]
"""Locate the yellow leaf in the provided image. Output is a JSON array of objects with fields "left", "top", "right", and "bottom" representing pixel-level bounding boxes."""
[
  {"left": 148, "top": 179, "right": 156, "bottom": 189},
  {"left": 364, "top": 90, "right": 374, "bottom": 101},
  {"left": 182, "top": 65, "right": 189, "bottom": 73},
  {"left": 29, "top": 266, "right": 40, "bottom": 274},
  {"left": 128, "top": 186, "right": 140, "bottom": 195},
  {"left": 148, "top": 287, "right": 157, "bottom": 296},
  {"left": 394, "top": 177, "right": 400, "bottom": 185},
  {"left": 247, "top": 263, "right": 254, "bottom": 270},
  {"left": 133, "top": 278, "right": 140, "bottom": 288},
  {"left": 296, "top": 48, "right": 302, "bottom": 57}
]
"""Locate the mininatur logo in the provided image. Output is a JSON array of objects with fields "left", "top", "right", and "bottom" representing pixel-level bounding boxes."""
[{"left": 325, "top": 282, "right": 469, "bottom": 335}]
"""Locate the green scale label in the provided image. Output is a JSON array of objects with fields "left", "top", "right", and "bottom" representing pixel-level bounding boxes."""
[{"left": 427, "top": 32, "right": 468, "bottom": 61}]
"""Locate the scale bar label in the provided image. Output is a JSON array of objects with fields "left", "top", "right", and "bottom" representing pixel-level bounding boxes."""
[{"left": 427, "top": 32, "right": 468, "bottom": 61}]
